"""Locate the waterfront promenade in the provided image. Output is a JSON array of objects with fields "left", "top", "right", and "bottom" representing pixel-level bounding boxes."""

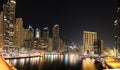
[
  {"left": 3, "top": 53, "right": 41, "bottom": 59},
  {"left": 105, "top": 57, "right": 120, "bottom": 69}
]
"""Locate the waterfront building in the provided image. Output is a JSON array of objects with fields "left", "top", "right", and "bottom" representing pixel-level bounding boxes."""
[
  {"left": 32, "top": 38, "right": 40, "bottom": 49},
  {"left": 35, "top": 28, "right": 41, "bottom": 39},
  {"left": 28, "top": 25, "right": 34, "bottom": 38},
  {"left": 3, "top": 0, "right": 16, "bottom": 53},
  {"left": 0, "top": 12, "right": 3, "bottom": 48},
  {"left": 24, "top": 29, "right": 32, "bottom": 48},
  {"left": 3, "top": 0, "right": 16, "bottom": 46},
  {"left": 94, "top": 39, "right": 104, "bottom": 56},
  {"left": 23, "top": 28, "right": 33, "bottom": 48},
  {"left": 53, "top": 24, "right": 60, "bottom": 52},
  {"left": 14, "top": 18, "right": 24, "bottom": 47},
  {"left": 114, "top": 5, "right": 120, "bottom": 56},
  {"left": 32, "top": 28, "right": 41, "bottom": 49},
  {"left": 58, "top": 39, "right": 64, "bottom": 52},
  {"left": 42, "top": 27, "right": 49, "bottom": 50},
  {"left": 63, "top": 39, "right": 69, "bottom": 52},
  {"left": 47, "top": 37, "right": 53, "bottom": 52},
  {"left": 83, "top": 31, "right": 97, "bottom": 54},
  {"left": 39, "top": 37, "right": 45, "bottom": 49}
]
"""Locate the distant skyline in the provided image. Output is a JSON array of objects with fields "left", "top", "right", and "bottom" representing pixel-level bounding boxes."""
[{"left": 0, "top": 0, "right": 118, "bottom": 47}]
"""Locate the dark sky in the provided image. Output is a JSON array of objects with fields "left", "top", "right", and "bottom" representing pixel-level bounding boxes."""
[{"left": 0, "top": 0, "right": 118, "bottom": 47}]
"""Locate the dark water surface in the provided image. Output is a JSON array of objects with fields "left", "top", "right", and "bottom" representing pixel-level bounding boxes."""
[{"left": 5, "top": 54, "right": 104, "bottom": 70}]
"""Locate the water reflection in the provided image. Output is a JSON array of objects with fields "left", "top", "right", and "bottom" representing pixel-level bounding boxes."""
[
  {"left": 44, "top": 54, "right": 64, "bottom": 62},
  {"left": 26, "top": 58, "right": 29, "bottom": 63},
  {"left": 64, "top": 54, "right": 69, "bottom": 65},
  {"left": 13, "top": 59, "right": 17, "bottom": 65},
  {"left": 5, "top": 54, "right": 81, "bottom": 70},
  {"left": 20, "top": 58, "right": 25, "bottom": 67},
  {"left": 69, "top": 54, "right": 79, "bottom": 65}
]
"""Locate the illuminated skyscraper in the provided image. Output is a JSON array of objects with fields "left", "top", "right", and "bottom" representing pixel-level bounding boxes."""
[
  {"left": 35, "top": 28, "right": 41, "bottom": 39},
  {"left": 14, "top": 18, "right": 24, "bottom": 47},
  {"left": 0, "top": 12, "right": 3, "bottom": 47},
  {"left": 23, "top": 29, "right": 29, "bottom": 48},
  {"left": 83, "top": 31, "right": 97, "bottom": 54},
  {"left": 53, "top": 24, "right": 60, "bottom": 51},
  {"left": 28, "top": 25, "right": 34, "bottom": 38},
  {"left": 32, "top": 28, "right": 41, "bottom": 49},
  {"left": 23, "top": 25, "right": 34, "bottom": 48},
  {"left": 42, "top": 27, "right": 49, "bottom": 50},
  {"left": 3, "top": 0, "right": 16, "bottom": 47},
  {"left": 24, "top": 29, "right": 29, "bottom": 40},
  {"left": 114, "top": 5, "right": 120, "bottom": 57}
]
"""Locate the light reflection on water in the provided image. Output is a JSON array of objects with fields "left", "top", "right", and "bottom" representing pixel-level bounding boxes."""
[
  {"left": 20, "top": 58, "right": 25, "bottom": 67},
  {"left": 5, "top": 54, "right": 81, "bottom": 70},
  {"left": 69, "top": 54, "right": 79, "bottom": 65},
  {"left": 26, "top": 58, "right": 29, "bottom": 63},
  {"left": 13, "top": 59, "right": 17, "bottom": 65}
]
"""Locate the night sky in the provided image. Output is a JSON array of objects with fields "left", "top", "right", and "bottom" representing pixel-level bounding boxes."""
[{"left": 0, "top": 0, "right": 118, "bottom": 47}]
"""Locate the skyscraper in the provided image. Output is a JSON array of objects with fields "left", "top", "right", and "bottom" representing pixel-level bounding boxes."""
[
  {"left": 32, "top": 28, "right": 41, "bottom": 49},
  {"left": 83, "top": 31, "right": 97, "bottom": 54},
  {"left": 94, "top": 39, "right": 104, "bottom": 55},
  {"left": 14, "top": 18, "right": 24, "bottom": 47},
  {"left": 35, "top": 28, "right": 41, "bottom": 39},
  {"left": 0, "top": 12, "right": 3, "bottom": 48},
  {"left": 3, "top": 0, "right": 16, "bottom": 47},
  {"left": 23, "top": 26, "right": 34, "bottom": 48},
  {"left": 42, "top": 27, "right": 49, "bottom": 50},
  {"left": 28, "top": 25, "right": 34, "bottom": 38},
  {"left": 53, "top": 24, "right": 60, "bottom": 51},
  {"left": 114, "top": 5, "right": 120, "bottom": 57}
]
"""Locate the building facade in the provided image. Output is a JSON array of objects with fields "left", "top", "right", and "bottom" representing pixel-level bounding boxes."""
[
  {"left": 28, "top": 25, "right": 34, "bottom": 38},
  {"left": 42, "top": 27, "right": 49, "bottom": 50},
  {"left": 23, "top": 28, "right": 33, "bottom": 48},
  {"left": 53, "top": 24, "right": 60, "bottom": 51},
  {"left": 14, "top": 18, "right": 24, "bottom": 47},
  {"left": 83, "top": 31, "right": 97, "bottom": 54},
  {"left": 3, "top": 0, "right": 16, "bottom": 47},
  {"left": 0, "top": 12, "right": 3, "bottom": 41},
  {"left": 2, "top": 0, "right": 16, "bottom": 53},
  {"left": 94, "top": 39, "right": 104, "bottom": 55},
  {"left": 47, "top": 37, "right": 53, "bottom": 52},
  {"left": 0, "top": 12, "right": 3, "bottom": 48},
  {"left": 35, "top": 28, "right": 41, "bottom": 39},
  {"left": 114, "top": 5, "right": 120, "bottom": 56}
]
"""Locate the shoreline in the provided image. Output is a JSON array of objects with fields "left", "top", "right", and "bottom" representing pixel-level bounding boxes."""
[{"left": 4, "top": 55, "right": 42, "bottom": 59}]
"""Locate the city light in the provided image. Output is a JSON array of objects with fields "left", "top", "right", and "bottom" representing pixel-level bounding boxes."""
[{"left": 0, "top": 0, "right": 119, "bottom": 70}]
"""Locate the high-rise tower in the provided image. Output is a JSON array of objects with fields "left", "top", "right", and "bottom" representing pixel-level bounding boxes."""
[
  {"left": 28, "top": 25, "right": 34, "bottom": 38},
  {"left": 14, "top": 18, "right": 24, "bottom": 47},
  {"left": 83, "top": 31, "right": 97, "bottom": 54},
  {"left": 3, "top": 0, "right": 16, "bottom": 47},
  {"left": 35, "top": 28, "right": 41, "bottom": 39},
  {"left": 0, "top": 12, "right": 3, "bottom": 48},
  {"left": 114, "top": 3, "right": 120, "bottom": 57},
  {"left": 53, "top": 24, "right": 60, "bottom": 51},
  {"left": 42, "top": 27, "right": 49, "bottom": 50}
]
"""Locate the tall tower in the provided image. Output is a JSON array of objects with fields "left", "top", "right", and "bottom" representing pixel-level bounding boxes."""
[
  {"left": 28, "top": 25, "right": 34, "bottom": 38},
  {"left": 35, "top": 28, "right": 41, "bottom": 39},
  {"left": 114, "top": 5, "right": 120, "bottom": 57},
  {"left": 3, "top": 0, "right": 16, "bottom": 47},
  {"left": 53, "top": 24, "right": 60, "bottom": 51},
  {"left": 94, "top": 39, "right": 104, "bottom": 55},
  {"left": 83, "top": 31, "right": 97, "bottom": 54},
  {"left": 14, "top": 18, "right": 24, "bottom": 47},
  {"left": 42, "top": 27, "right": 49, "bottom": 50},
  {"left": 0, "top": 12, "right": 3, "bottom": 48}
]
